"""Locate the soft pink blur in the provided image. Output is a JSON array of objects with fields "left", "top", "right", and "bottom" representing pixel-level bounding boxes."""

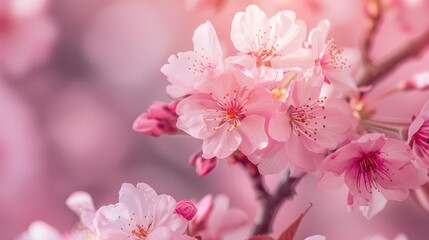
[{"left": 1, "top": 0, "right": 429, "bottom": 239}]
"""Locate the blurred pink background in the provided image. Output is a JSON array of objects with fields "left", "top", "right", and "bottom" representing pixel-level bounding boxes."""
[{"left": 1, "top": 0, "right": 429, "bottom": 239}]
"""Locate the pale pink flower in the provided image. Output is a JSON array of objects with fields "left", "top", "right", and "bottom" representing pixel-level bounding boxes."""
[
  {"left": 176, "top": 70, "right": 273, "bottom": 159},
  {"left": 250, "top": 73, "right": 351, "bottom": 173},
  {"left": 189, "top": 194, "right": 248, "bottom": 240},
  {"left": 66, "top": 191, "right": 96, "bottom": 231},
  {"left": 18, "top": 221, "right": 63, "bottom": 240},
  {"left": 305, "top": 236, "right": 326, "bottom": 240},
  {"left": 408, "top": 100, "right": 429, "bottom": 168},
  {"left": 161, "top": 21, "right": 224, "bottom": 99},
  {"left": 320, "top": 133, "right": 427, "bottom": 208},
  {"left": 307, "top": 20, "right": 356, "bottom": 94},
  {"left": 0, "top": 0, "right": 57, "bottom": 77},
  {"left": 133, "top": 101, "right": 179, "bottom": 137},
  {"left": 175, "top": 200, "right": 197, "bottom": 221},
  {"left": 94, "top": 183, "right": 191, "bottom": 240},
  {"left": 189, "top": 150, "right": 218, "bottom": 176},
  {"left": 228, "top": 5, "right": 307, "bottom": 70}
]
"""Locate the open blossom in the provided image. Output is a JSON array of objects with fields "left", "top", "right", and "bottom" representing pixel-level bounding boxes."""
[
  {"left": 176, "top": 69, "right": 273, "bottom": 159},
  {"left": 188, "top": 195, "right": 248, "bottom": 240},
  {"left": 228, "top": 5, "right": 307, "bottom": 70},
  {"left": 94, "top": 183, "right": 193, "bottom": 240},
  {"left": 161, "top": 21, "right": 224, "bottom": 99},
  {"left": 250, "top": 73, "right": 351, "bottom": 173},
  {"left": 307, "top": 20, "right": 356, "bottom": 93},
  {"left": 320, "top": 133, "right": 427, "bottom": 208},
  {"left": 133, "top": 101, "right": 179, "bottom": 137},
  {"left": 408, "top": 100, "right": 429, "bottom": 168}
]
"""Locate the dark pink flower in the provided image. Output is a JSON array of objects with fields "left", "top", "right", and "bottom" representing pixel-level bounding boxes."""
[
  {"left": 133, "top": 101, "right": 179, "bottom": 137},
  {"left": 189, "top": 151, "right": 217, "bottom": 176},
  {"left": 320, "top": 133, "right": 427, "bottom": 207},
  {"left": 175, "top": 200, "right": 198, "bottom": 221}
]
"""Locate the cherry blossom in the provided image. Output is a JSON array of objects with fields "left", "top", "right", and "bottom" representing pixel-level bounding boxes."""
[
  {"left": 307, "top": 20, "right": 356, "bottom": 94},
  {"left": 94, "top": 183, "right": 192, "bottom": 240},
  {"left": 161, "top": 21, "right": 224, "bottom": 99},
  {"left": 250, "top": 73, "right": 351, "bottom": 173},
  {"left": 66, "top": 191, "right": 97, "bottom": 232},
  {"left": 176, "top": 69, "right": 273, "bottom": 159},
  {"left": 320, "top": 133, "right": 427, "bottom": 207},
  {"left": 175, "top": 200, "right": 197, "bottom": 221},
  {"left": 188, "top": 150, "right": 218, "bottom": 176},
  {"left": 188, "top": 194, "right": 249, "bottom": 240},
  {"left": 133, "top": 101, "right": 179, "bottom": 137},
  {"left": 229, "top": 5, "right": 307, "bottom": 70},
  {"left": 408, "top": 100, "right": 429, "bottom": 169}
]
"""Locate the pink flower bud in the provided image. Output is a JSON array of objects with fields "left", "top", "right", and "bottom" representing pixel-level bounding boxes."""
[
  {"left": 133, "top": 101, "right": 179, "bottom": 137},
  {"left": 189, "top": 151, "right": 217, "bottom": 176},
  {"left": 175, "top": 200, "right": 197, "bottom": 221}
]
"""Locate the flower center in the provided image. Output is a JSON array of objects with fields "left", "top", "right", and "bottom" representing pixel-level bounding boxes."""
[
  {"left": 204, "top": 90, "right": 248, "bottom": 132},
  {"left": 320, "top": 38, "right": 350, "bottom": 71},
  {"left": 356, "top": 152, "right": 392, "bottom": 194},
  {"left": 131, "top": 223, "right": 152, "bottom": 240},
  {"left": 289, "top": 97, "right": 327, "bottom": 141}
]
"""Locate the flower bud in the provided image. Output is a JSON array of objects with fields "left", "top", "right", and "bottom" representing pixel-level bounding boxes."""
[{"left": 175, "top": 200, "right": 197, "bottom": 221}]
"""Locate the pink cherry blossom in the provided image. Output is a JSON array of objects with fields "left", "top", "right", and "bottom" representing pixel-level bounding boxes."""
[
  {"left": 229, "top": 5, "right": 307, "bottom": 70},
  {"left": 250, "top": 73, "right": 351, "bottom": 173},
  {"left": 307, "top": 20, "right": 356, "bottom": 94},
  {"left": 189, "top": 150, "right": 218, "bottom": 176},
  {"left": 94, "top": 183, "right": 191, "bottom": 240},
  {"left": 18, "top": 221, "right": 62, "bottom": 240},
  {"left": 65, "top": 191, "right": 96, "bottom": 231},
  {"left": 161, "top": 21, "right": 224, "bottom": 99},
  {"left": 189, "top": 194, "right": 248, "bottom": 240},
  {"left": 133, "top": 101, "right": 179, "bottom": 137},
  {"left": 176, "top": 69, "right": 273, "bottom": 159},
  {"left": 320, "top": 133, "right": 427, "bottom": 207},
  {"left": 408, "top": 100, "right": 429, "bottom": 168},
  {"left": 175, "top": 200, "right": 197, "bottom": 221}
]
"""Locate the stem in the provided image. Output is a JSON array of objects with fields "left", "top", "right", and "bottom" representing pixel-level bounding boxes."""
[
  {"left": 251, "top": 170, "right": 305, "bottom": 235},
  {"left": 362, "top": 0, "right": 384, "bottom": 65},
  {"left": 359, "top": 29, "right": 429, "bottom": 87}
]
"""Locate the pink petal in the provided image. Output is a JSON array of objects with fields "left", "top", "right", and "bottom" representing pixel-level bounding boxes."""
[
  {"left": 359, "top": 191, "right": 387, "bottom": 219},
  {"left": 249, "top": 139, "right": 289, "bottom": 174},
  {"left": 192, "top": 21, "right": 223, "bottom": 65},
  {"left": 269, "top": 11, "right": 306, "bottom": 55},
  {"left": 268, "top": 110, "right": 292, "bottom": 142},
  {"left": 238, "top": 115, "right": 268, "bottom": 155},
  {"left": 202, "top": 126, "right": 242, "bottom": 159}
]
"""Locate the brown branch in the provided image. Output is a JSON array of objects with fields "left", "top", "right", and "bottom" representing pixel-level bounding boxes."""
[
  {"left": 231, "top": 153, "right": 305, "bottom": 236},
  {"left": 252, "top": 170, "right": 305, "bottom": 236},
  {"left": 362, "top": 0, "right": 384, "bottom": 65},
  {"left": 359, "top": 29, "right": 429, "bottom": 87}
]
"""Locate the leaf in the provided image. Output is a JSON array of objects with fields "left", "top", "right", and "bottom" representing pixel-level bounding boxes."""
[
  {"left": 249, "top": 235, "right": 275, "bottom": 240},
  {"left": 278, "top": 203, "right": 313, "bottom": 240}
]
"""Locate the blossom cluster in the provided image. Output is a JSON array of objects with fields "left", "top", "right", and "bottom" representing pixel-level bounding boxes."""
[
  {"left": 19, "top": 183, "right": 249, "bottom": 240},
  {"left": 134, "top": 4, "right": 429, "bottom": 218}
]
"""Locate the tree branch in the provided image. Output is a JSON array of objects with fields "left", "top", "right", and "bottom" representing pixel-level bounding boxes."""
[{"left": 251, "top": 170, "right": 305, "bottom": 236}]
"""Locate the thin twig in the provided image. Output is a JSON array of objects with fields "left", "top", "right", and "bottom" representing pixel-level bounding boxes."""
[
  {"left": 362, "top": 0, "right": 384, "bottom": 65},
  {"left": 359, "top": 29, "right": 429, "bottom": 87}
]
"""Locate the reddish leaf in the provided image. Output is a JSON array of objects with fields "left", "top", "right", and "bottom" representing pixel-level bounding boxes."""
[
  {"left": 278, "top": 203, "right": 313, "bottom": 240},
  {"left": 250, "top": 235, "right": 275, "bottom": 240}
]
